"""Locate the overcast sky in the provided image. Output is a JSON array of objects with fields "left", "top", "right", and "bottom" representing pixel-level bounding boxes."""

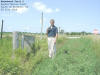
[{"left": 0, "top": 0, "right": 100, "bottom": 33}]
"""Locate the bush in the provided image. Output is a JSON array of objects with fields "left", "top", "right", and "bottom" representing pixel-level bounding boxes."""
[{"left": 0, "top": 57, "right": 23, "bottom": 75}]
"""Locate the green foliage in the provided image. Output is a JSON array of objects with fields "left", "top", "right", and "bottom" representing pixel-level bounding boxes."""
[
  {"left": 0, "top": 35, "right": 100, "bottom": 75},
  {"left": 32, "top": 37, "right": 100, "bottom": 75},
  {"left": 0, "top": 58, "right": 23, "bottom": 75}
]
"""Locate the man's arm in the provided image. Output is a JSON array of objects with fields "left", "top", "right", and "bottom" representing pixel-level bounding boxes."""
[
  {"left": 54, "top": 33, "right": 58, "bottom": 43},
  {"left": 54, "top": 28, "right": 58, "bottom": 43},
  {"left": 46, "top": 28, "right": 48, "bottom": 36},
  {"left": 46, "top": 27, "right": 50, "bottom": 36}
]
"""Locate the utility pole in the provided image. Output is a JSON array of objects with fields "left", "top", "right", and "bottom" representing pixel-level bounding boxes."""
[
  {"left": 1, "top": 19, "right": 3, "bottom": 39},
  {"left": 59, "top": 27, "right": 61, "bottom": 35},
  {"left": 40, "top": 12, "right": 43, "bottom": 39}
]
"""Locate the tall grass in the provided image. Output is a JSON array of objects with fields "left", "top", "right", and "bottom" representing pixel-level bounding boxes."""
[
  {"left": 0, "top": 35, "right": 100, "bottom": 75},
  {"left": 32, "top": 36, "right": 100, "bottom": 75}
]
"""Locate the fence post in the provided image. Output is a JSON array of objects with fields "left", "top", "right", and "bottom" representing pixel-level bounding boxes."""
[
  {"left": 21, "top": 34, "right": 24, "bottom": 50},
  {"left": 1, "top": 19, "right": 3, "bottom": 39},
  {"left": 13, "top": 31, "right": 19, "bottom": 50}
]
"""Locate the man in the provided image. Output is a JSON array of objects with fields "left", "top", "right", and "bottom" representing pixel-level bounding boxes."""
[{"left": 46, "top": 19, "right": 58, "bottom": 58}]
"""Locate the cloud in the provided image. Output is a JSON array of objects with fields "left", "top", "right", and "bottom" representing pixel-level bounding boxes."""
[
  {"left": 55, "top": 8, "right": 60, "bottom": 12},
  {"left": 33, "top": 2, "right": 60, "bottom": 13},
  {"left": 10, "top": 6, "right": 28, "bottom": 14},
  {"left": 16, "top": 7, "right": 28, "bottom": 14}
]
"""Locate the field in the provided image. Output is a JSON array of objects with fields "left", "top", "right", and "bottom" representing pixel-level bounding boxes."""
[{"left": 0, "top": 34, "right": 100, "bottom": 75}]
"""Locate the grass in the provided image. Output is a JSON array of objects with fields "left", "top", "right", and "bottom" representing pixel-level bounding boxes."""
[
  {"left": 0, "top": 35, "right": 100, "bottom": 75},
  {"left": 32, "top": 36, "right": 100, "bottom": 75}
]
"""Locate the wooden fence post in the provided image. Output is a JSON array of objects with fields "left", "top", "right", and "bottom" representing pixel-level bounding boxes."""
[{"left": 1, "top": 19, "right": 3, "bottom": 39}]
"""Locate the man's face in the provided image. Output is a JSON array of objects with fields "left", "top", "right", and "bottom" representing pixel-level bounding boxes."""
[{"left": 50, "top": 20, "right": 55, "bottom": 26}]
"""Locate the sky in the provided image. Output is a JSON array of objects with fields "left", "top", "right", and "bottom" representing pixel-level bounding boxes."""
[{"left": 0, "top": 0, "right": 100, "bottom": 33}]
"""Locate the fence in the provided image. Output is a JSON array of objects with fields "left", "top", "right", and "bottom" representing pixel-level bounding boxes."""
[{"left": 13, "top": 31, "right": 35, "bottom": 53}]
